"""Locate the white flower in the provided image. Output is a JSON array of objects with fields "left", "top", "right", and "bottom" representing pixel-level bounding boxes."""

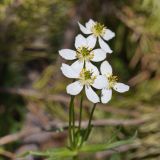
[
  {"left": 100, "top": 61, "right": 130, "bottom": 104},
  {"left": 59, "top": 34, "right": 106, "bottom": 74},
  {"left": 78, "top": 19, "right": 115, "bottom": 53},
  {"left": 61, "top": 62, "right": 107, "bottom": 103}
]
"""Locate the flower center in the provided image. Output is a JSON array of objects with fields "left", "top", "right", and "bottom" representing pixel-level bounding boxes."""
[
  {"left": 79, "top": 68, "right": 96, "bottom": 86},
  {"left": 106, "top": 74, "right": 118, "bottom": 89},
  {"left": 91, "top": 22, "right": 106, "bottom": 37},
  {"left": 76, "top": 47, "right": 94, "bottom": 61}
]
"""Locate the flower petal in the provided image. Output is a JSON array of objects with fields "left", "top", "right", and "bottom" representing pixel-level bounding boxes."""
[
  {"left": 85, "top": 19, "right": 95, "bottom": 30},
  {"left": 102, "top": 29, "right": 115, "bottom": 41},
  {"left": 85, "top": 61, "right": 99, "bottom": 76},
  {"left": 98, "top": 37, "right": 112, "bottom": 53},
  {"left": 71, "top": 60, "right": 84, "bottom": 75},
  {"left": 92, "top": 49, "right": 106, "bottom": 62},
  {"left": 78, "top": 22, "right": 92, "bottom": 34},
  {"left": 101, "top": 88, "right": 112, "bottom": 104},
  {"left": 67, "top": 81, "right": 83, "bottom": 95},
  {"left": 92, "top": 75, "right": 107, "bottom": 89},
  {"left": 75, "top": 34, "right": 88, "bottom": 49},
  {"left": 59, "top": 49, "right": 77, "bottom": 60},
  {"left": 61, "top": 63, "right": 79, "bottom": 79},
  {"left": 113, "top": 83, "right": 130, "bottom": 93},
  {"left": 87, "top": 34, "right": 97, "bottom": 49},
  {"left": 100, "top": 60, "right": 112, "bottom": 75},
  {"left": 85, "top": 86, "right": 99, "bottom": 103}
]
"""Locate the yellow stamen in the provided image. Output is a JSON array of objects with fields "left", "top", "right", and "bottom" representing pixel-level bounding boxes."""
[
  {"left": 76, "top": 47, "right": 94, "bottom": 61},
  {"left": 91, "top": 22, "right": 106, "bottom": 37},
  {"left": 106, "top": 74, "right": 118, "bottom": 89},
  {"left": 79, "top": 68, "right": 96, "bottom": 86}
]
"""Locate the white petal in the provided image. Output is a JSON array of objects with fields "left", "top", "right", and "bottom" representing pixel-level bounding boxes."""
[
  {"left": 92, "top": 49, "right": 106, "bottom": 62},
  {"left": 102, "top": 29, "right": 115, "bottom": 41},
  {"left": 78, "top": 22, "right": 92, "bottom": 34},
  {"left": 92, "top": 75, "right": 107, "bottom": 89},
  {"left": 85, "top": 61, "right": 99, "bottom": 76},
  {"left": 67, "top": 81, "right": 83, "bottom": 95},
  {"left": 101, "top": 88, "right": 112, "bottom": 104},
  {"left": 87, "top": 34, "right": 97, "bottom": 49},
  {"left": 59, "top": 49, "right": 77, "bottom": 60},
  {"left": 113, "top": 83, "right": 130, "bottom": 93},
  {"left": 85, "top": 86, "right": 99, "bottom": 103},
  {"left": 71, "top": 60, "right": 84, "bottom": 75},
  {"left": 85, "top": 19, "right": 95, "bottom": 30},
  {"left": 75, "top": 34, "right": 88, "bottom": 49},
  {"left": 100, "top": 61, "right": 112, "bottom": 75},
  {"left": 98, "top": 37, "right": 112, "bottom": 53},
  {"left": 61, "top": 63, "right": 79, "bottom": 79}
]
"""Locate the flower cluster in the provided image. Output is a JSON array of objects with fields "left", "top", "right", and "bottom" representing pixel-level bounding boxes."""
[{"left": 59, "top": 19, "right": 129, "bottom": 103}]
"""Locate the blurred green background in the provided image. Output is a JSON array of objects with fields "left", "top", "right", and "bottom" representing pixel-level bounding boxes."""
[{"left": 0, "top": 0, "right": 160, "bottom": 159}]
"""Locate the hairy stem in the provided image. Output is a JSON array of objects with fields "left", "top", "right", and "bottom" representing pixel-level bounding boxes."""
[
  {"left": 85, "top": 103, "right": 97, "bottom": 139},
  {"left": 69, "top": 96, "right": 75, "bottom": 148},
  {"left": 80, "top": 103, "right": 97, "bottom": 147},
  {"left": 73, "top": 155, "right": 78, "bottom": 160},
  {"left": 72, "top": 96, "right": 76, "bottom": 147},
  {"left": 78, "top": 93, "right": 83, "bottom": 132}
]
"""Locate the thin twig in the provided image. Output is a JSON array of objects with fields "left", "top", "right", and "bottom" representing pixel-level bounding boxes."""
[
  {"left": 0, "top": 118, "right": 148, "bottom": 146},
  {"left": 48, "top": 118, "right": 148, "bottom": 131},
  {"left": 0, "top": 127, "right": 40, "bottom": 145},
  {"left": 96, "top": 141, "right": 141, "bottom": 159},
  {"left": 0, "top": 87, "right": 139, "bottom": 117}
]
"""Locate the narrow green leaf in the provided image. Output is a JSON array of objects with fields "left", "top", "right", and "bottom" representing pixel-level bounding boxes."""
[{"left": 80, "top": 138, "right": 134, "bottom": 153}]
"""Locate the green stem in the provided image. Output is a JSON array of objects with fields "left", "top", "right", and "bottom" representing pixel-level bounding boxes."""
[
  {"left": 69, "top": 96, "right": 75, "bottom": 148},
  {"left": 85, "top": 103, "right": 97, "bottom": 139},
  {"left": 80, "top": 103, "right": 97, "bottom": 147},
  {"left": 73, "top": 155, "right": 78, "bottom": 160},
  {"left": 72, "top": 96, "right": 76, "bottom": 147},
  {"left": 88, "top": 103, "right": 96, "bottom": 130},
  {"left": 78, "top": 93, "right": 83, "bottom": 132}
]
